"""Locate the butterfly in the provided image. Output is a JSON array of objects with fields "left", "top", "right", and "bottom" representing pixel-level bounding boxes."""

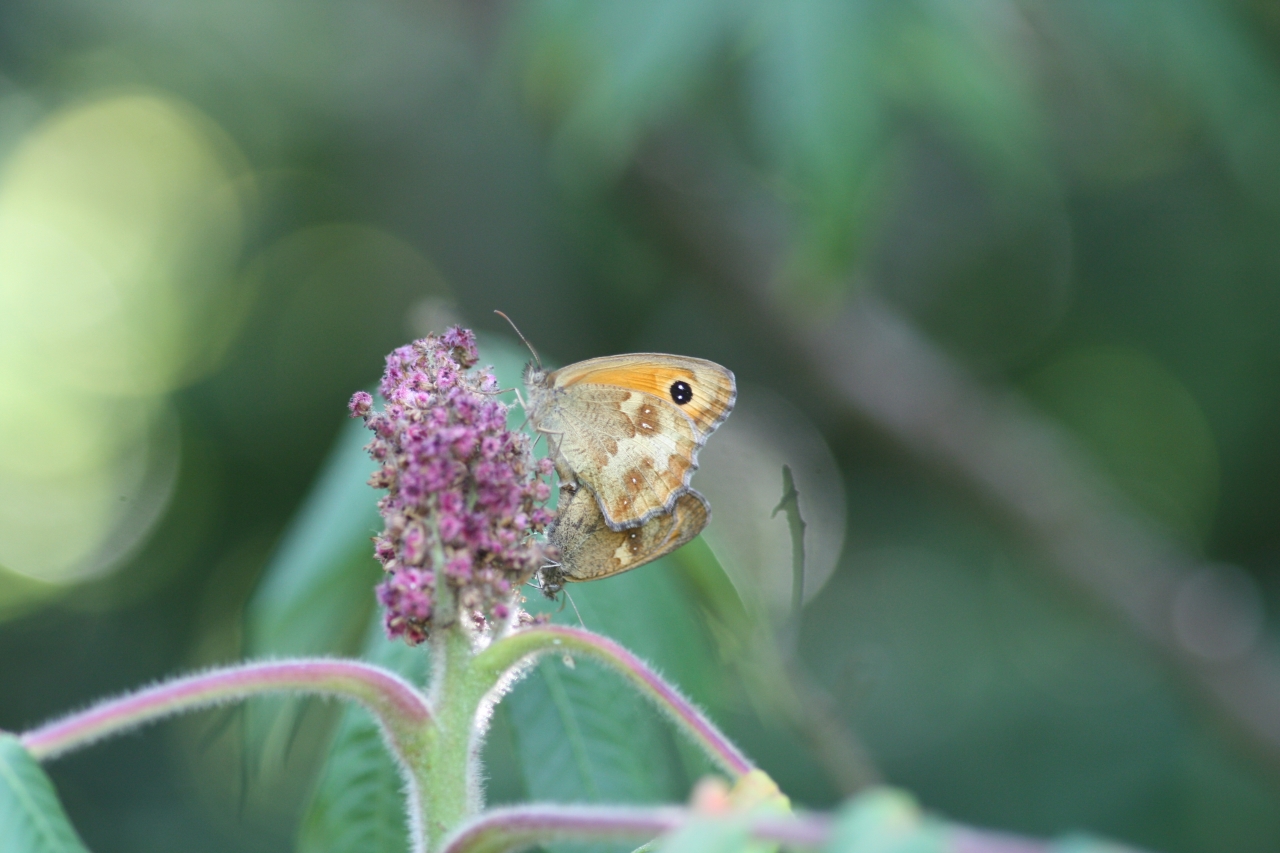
[
  {"left": 541, "top": 483, "right": 711, "bottom": 594},
  {"left": 522, "top": 352, "right": 736, "bottom": 531}
]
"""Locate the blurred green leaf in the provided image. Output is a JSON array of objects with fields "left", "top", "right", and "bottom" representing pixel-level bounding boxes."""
[
  {"left": 297, "top": 626, "right": 429, "bottom": 853},
  {"left": 514, "top": 0, "right": 740, "bottom": 188},
  {"left": 0, "top": 735, "right": 90, "bottom": 853},
  {"left": 245, "top": 417, "right": 381, "bottom": 658},
  {"left": 746, "top": 0, "right": 886, "bottom": 289},
  {"left": 239, "top": 415, "right": 384, "bottom": 778},
  {"left": 887, "top": 2, "right": 1047, "bottom": 185},
  {"left": 654, "top": 819, "right": 754, "bottom": 853},
  {"left": 823, "top": 788, "right": 943, "bottom": 853},
  {"left": 1060, "top": 0, "right": 1280, "bottom": 198}
]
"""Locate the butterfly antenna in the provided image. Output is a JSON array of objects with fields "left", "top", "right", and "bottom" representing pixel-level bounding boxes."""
[{"left": 494, "top": 310, "right": 542, "bottom": 370}]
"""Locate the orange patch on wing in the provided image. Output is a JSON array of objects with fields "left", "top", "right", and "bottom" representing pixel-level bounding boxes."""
[
  {"left": 559, "top": 365, "right": 696, "bottom": 399},
  {"left": 545, "top": 353, "right": 735, "bottom": 439}
]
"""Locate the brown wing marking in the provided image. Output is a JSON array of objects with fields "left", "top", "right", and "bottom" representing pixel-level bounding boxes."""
[
  {"left": 547, "top": 486, "right": 710, "bottom": 586},
  {"left": 549, "top": 386, "right": 698, "bottom": 530},
  {"left": 592, "top": 390, "right": 698, "bottom": 529}
]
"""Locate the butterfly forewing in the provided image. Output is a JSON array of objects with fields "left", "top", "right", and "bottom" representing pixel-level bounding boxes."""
[
  {"left": 527, "top": 353, "right": 735, "bottom": 531},
  {"left": 553, "top": 355, "right": 736, "bottom": 438}
]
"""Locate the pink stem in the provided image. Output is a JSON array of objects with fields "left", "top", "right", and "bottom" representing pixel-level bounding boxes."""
[
  {"left": 474, "top": 624, "right": 752, "bottom": 777},
  {"left": 20, "top": 658, "right": 432, "bottom": 761},
  {"left": 439, "top": 805, "right": 832, "bottom": 853},
  {"left": 440, "top": 805, "right": 682, "bottom": 853},
  {"left": 441, "top": 804, "right": 1059, "bottom": 853}
]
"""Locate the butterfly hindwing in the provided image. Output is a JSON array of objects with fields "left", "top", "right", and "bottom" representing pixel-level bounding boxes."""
[{"left": 545, "top": 486, "right": 710, "bottom": 589}]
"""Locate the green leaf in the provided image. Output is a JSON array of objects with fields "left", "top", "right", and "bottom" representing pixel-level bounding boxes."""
[
  {"left": 748, "top": 0, "right": 880, "bottom": 186},
  {"left": 507, "top": 565, "right": 727, "bottom": 853},
  {"left": 297, "top": 626, "right": 430, "bottom": 853},
  {"left": 245, "top": 416, "right": 382, "bottom": 659},
  {"left": 511, "top": 653, "right": 687, "bottom": 803},
  {"left": 504, "top": 656, "right": 685, "bottom": 853},
  {"left": 0, "top": 735, "right": 90, "bottom": 853},
  {"left": 888, "top": 4, "right": 1047, "bottom": 186}
]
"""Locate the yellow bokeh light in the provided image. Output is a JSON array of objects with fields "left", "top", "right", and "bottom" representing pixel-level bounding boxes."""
[{"left": 0, "top": 92, "right": 254, "bottom": 586}]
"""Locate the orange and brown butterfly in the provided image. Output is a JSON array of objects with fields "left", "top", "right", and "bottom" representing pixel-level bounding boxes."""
[
  {"left": 493, "top": 311, "right": 733, "bottom": 586},
  {"left": 520, "top": 349, "right": 735, "bottom": 532},
  {"left": 541, "top": 483, "right": 711, "bottom": 594}
]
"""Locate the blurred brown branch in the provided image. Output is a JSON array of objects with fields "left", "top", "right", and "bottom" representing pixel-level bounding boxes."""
[{"left": 633, "top": 136, "right": 1280, "bottom": 773}]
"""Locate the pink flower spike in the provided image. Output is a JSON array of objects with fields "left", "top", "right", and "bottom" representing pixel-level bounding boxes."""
[{"left": 354, "top": 328, "right": 555, "bottom": 643}]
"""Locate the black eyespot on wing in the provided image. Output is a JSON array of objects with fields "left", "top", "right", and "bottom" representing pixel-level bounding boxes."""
[{"left": 670, "top": 380, "right": 693, "bottom": 405}]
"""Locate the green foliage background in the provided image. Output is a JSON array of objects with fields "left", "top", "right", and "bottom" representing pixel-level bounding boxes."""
[{"left": 2, "top": 2, "right": 1280, "bottom": 852}]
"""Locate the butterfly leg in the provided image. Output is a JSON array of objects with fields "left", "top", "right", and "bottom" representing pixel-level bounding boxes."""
[{"left": 563, "top": 589, "right": 586, "bottom": 628}]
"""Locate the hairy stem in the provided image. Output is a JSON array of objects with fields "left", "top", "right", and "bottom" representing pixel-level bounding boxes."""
[
  {"left": 418, "top": 623, "right": 502, "bottom": 851},
  {"left": 19, "top": 659, "right": 433, "bottom": 762},
  {"left": 473, "top": 624, "right": 752, "bottom": 777},
  {"left": 439, "top": 802, "right": 1058, "bottom": 853},
  {"left": 439, "top": 804, "right": 833, "bottom": 853}
]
